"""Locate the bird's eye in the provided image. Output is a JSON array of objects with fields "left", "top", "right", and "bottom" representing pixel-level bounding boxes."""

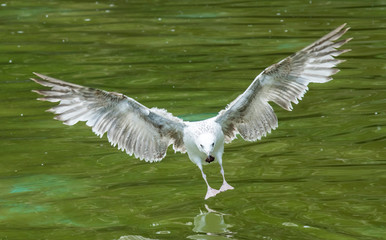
[
  {"left": 200, "top": 144, "right": 204, "bottom": 148},
  {"left": 211, "top": 143, "right": 215, "bottom": 147}
]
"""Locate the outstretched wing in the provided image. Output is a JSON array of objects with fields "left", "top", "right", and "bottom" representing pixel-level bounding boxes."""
[
  {"left": 216, "top": 24, "right": 351, "bottom": 143},
  {"left": 32, "top": 73, "right": 186, "bottom": 162}
]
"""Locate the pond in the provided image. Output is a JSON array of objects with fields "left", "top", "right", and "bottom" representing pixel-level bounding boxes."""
[{"left": 0, "top": 0, "right": 385, "bottom": 239}]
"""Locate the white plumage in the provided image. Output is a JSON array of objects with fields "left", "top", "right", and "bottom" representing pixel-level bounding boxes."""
[{"left": 32, "top": 24, "right": 351, "bottom": 199}]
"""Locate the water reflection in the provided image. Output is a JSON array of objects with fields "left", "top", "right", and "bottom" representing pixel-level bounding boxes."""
[
  {"left": 117, "top": 236, "right": 156, "bottom": 240},
  {"left": 116, "top": 205, "right": 233, "bottom": 240},
  {"left": 188, "top": 204, "right": 234, "bottom": 240}
]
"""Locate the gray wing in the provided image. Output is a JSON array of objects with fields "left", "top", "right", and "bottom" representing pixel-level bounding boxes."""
[
  {"left": 216, "top": 23, "right": 352, "bottom": 143},
  {"left": 32, "top": 73, "right": 186, "bottom": 162}
]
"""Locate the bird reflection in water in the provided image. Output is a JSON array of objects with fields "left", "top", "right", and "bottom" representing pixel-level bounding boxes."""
[{"left": 188, "top": 204, "right": 234, "bottom": 239}]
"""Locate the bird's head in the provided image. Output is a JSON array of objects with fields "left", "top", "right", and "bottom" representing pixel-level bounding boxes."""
[{"left": 197, "top": 133, "right": 216, "bottom": 163}]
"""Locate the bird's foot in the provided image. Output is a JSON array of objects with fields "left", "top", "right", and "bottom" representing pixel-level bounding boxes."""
[
  {"left": 205, "top": 187, "right": 220, "bottom": 200},
  {"left": 219, "top": 181, "right": 234, "bottom": 192}
]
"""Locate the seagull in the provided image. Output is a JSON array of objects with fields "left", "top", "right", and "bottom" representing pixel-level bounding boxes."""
[{"left": 32, "top": 24, "right": 351, "bottom": 200}]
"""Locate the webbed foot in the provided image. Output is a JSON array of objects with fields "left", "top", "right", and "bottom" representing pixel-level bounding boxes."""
[
  {"left": 219, "top": 181, "right": 234, "bottom": 192},
  {"left": 205, "top": 187, "right": 220, "bottom": 200}
]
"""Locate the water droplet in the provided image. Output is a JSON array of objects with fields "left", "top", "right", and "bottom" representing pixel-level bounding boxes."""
[{"left": 282, "top": 222, "right": 298, "bottom": 227}]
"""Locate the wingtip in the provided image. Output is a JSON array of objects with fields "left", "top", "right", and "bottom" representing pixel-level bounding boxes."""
[
  {"left": 334, "top": 23, "right": 347, "bottom": 32},
  {"left": 33, "top": 72, "right": 46, "bottom": 79}
]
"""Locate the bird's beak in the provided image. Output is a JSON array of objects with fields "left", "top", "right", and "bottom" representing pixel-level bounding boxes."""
[{"left": 205, "top": 155, "right": 215, "bottom": 163}]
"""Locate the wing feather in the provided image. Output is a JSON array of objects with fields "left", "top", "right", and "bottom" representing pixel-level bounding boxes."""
[
  {"left": 32, "top": 73, "right": 186, "bottom": 162},
  {"left": 216, "top": 24, "right": 351, "bottom": 143}
]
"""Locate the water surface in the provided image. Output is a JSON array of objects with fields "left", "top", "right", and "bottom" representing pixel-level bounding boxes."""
[{"left": 0, "top": 0, "right": 385, "bottom": 239}]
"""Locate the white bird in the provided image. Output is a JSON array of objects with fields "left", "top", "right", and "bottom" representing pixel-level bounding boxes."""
[{"left": 32, "top": 24, "right": 351, "bottom": 200}]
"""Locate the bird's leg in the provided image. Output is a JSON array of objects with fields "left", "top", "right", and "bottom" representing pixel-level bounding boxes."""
[
  {"left": 219, "top": 162, "right": 234, "bottom": 192},
  {"left": 197, "top": 164, "right": 220, "bottom": 200}
]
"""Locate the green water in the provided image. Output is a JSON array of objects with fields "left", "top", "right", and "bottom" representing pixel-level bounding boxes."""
[{"left": 1, "top": 0, "right": 385, "bottom": 239}]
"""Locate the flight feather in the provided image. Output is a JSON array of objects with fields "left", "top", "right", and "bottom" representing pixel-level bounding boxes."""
[
  {"left": 216, "top": 23, "right": 351, "bottom": 143},
  {"left": 31, "top": 73, "right": 186, "bottom": 162}
]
